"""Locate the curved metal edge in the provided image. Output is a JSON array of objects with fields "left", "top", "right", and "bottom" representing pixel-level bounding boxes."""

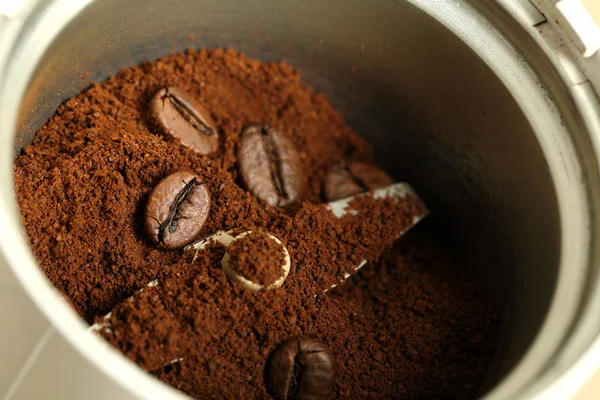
[
  {"left": 0, "top": 1, "right": 192, "bottom": 400},
  {"left": 526, "top": 72, "right": 600, "bottom": 400},
  {"left": 490, "top": 1, "right": 600, "bottom": 399},
  {"left": 536, "top": 0, "right": 600, "bottom": 57},
  {"left": 529, "top": 0, "right": 600, "bottom": 94},
  {"left": 410, "top": 0, "right": 600, "bottom": 399}
]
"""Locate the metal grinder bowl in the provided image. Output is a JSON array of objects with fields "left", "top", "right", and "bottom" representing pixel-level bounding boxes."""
[{"left": 1, "top": 0, "right": 600, "bottom": 399}]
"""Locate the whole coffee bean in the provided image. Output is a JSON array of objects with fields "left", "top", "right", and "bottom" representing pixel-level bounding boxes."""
[
  {"left": 324, "top": 161, "right": 394, "bottom": 201},
  {"left": 238, "top": 125, "right": 303, "bottom": 207},
  {"left": 265, "top": 338, "right": 336, "bottom": 400},
  {"left": 144, "top": 171, "right": 210, "bottom": 249},
  {"left": 324, "top": 164, "right": 363, "bottom": 203},
  {"left": 150, "top": 87, "right": 219, "bottom": 155}
]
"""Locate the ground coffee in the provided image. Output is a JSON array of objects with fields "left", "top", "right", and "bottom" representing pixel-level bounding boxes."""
[
  {"left": 14, "top": 48, "right": 501, "bottom": 399},
  {"left": 225, "top": 231, "right": 286, "bottom": 288}
]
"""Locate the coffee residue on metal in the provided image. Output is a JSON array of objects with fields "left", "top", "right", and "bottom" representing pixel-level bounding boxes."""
[{"left": 226, "top": 231, "right": 285, "bottom": 287}]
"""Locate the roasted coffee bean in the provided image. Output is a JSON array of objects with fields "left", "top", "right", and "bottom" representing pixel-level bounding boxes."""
[
  {"left": 144, "top": 171, "right": 210, "bottom": 249},
  {"left": 265, "top": 338, "right": 336, "bottom": 400},
  {"left": 238, "top": 125, "right": 303, "bottom": 207},
  {"left": 324, "top": 164, "right": 363, "bottom": 203},
  {"left": 150, "top": 87, "right": 219, "bottom": 155},
  {"left": 324, "top": 161, "right": 395, "bottom": 201}
]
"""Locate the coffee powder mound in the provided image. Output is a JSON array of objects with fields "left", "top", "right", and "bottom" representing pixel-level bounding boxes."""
[
  {"left": 227, "top": 231, "right": 285, "bottom": 287},
  {"left": 14, "top": 48, "right": 365, "bottom": 321},
  {"left": 99, "top": 192, "right": 424, "bottom": 372},
  {"left": 281, "top": 194, "right": 426, "bottom": 296},
  {"left": 101, "top": 226, "right": 500, "bottom": 399},
  {"left": 15, "top": 48, "right": 501, "bottom": 399}
]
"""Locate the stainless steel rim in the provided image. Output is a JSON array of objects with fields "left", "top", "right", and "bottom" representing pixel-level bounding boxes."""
[
  {"left": 479, "top": 1, "right": 600, "bottom": 398},
  {"left": 0, "top": 2, "right": 191, "bottom": 399},
  {"left": 0, "top": 1, "right": 599, "bottom": 399}
]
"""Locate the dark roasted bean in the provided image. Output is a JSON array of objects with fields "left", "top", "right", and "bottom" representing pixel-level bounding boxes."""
[
  {"left": 238, "top": 125, "right": 303, "bottom": 207},
  {"left": 150, "top": 87, "right": 219, "bottom": 155},
  {"left": 324, "top": 161, "right": 394, "bottom": 201},
  {"left": 265, "top": 337, "right": 336, "bottom": 400},
  {"left": 144, "top": 171, "right": 210, "bottom": 249}
]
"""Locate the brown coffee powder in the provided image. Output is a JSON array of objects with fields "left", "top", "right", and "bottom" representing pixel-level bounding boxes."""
[
  {"left": 226, "top": 231, "right": 286, "bottom": 287},
  {"left": 14, "top": 48, "right": 501, "bottom": 399}
]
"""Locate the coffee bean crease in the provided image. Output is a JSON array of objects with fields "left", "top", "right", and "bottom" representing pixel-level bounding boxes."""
[
  {"left": 150, "top": 87, "right": 219, "bottom": 155},
  {"left": 264, "top": 129, "right": 287, "bottom": 198},
  {"left": 144, "top": 171, "right": 211, "bottom": 249},
  {"left": 158, "top": 178, "right": 201, "bottom": 243},
  {"left": 165, "top": 90, "right": 215, "bottom": 136},
  {"left": 239, "top": 125, "right": 303, "bottom": 207}
]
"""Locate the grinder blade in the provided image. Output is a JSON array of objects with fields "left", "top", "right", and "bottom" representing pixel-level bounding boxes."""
[{"left": 90, "top": 182, "right": 428, "bottom": 368}]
